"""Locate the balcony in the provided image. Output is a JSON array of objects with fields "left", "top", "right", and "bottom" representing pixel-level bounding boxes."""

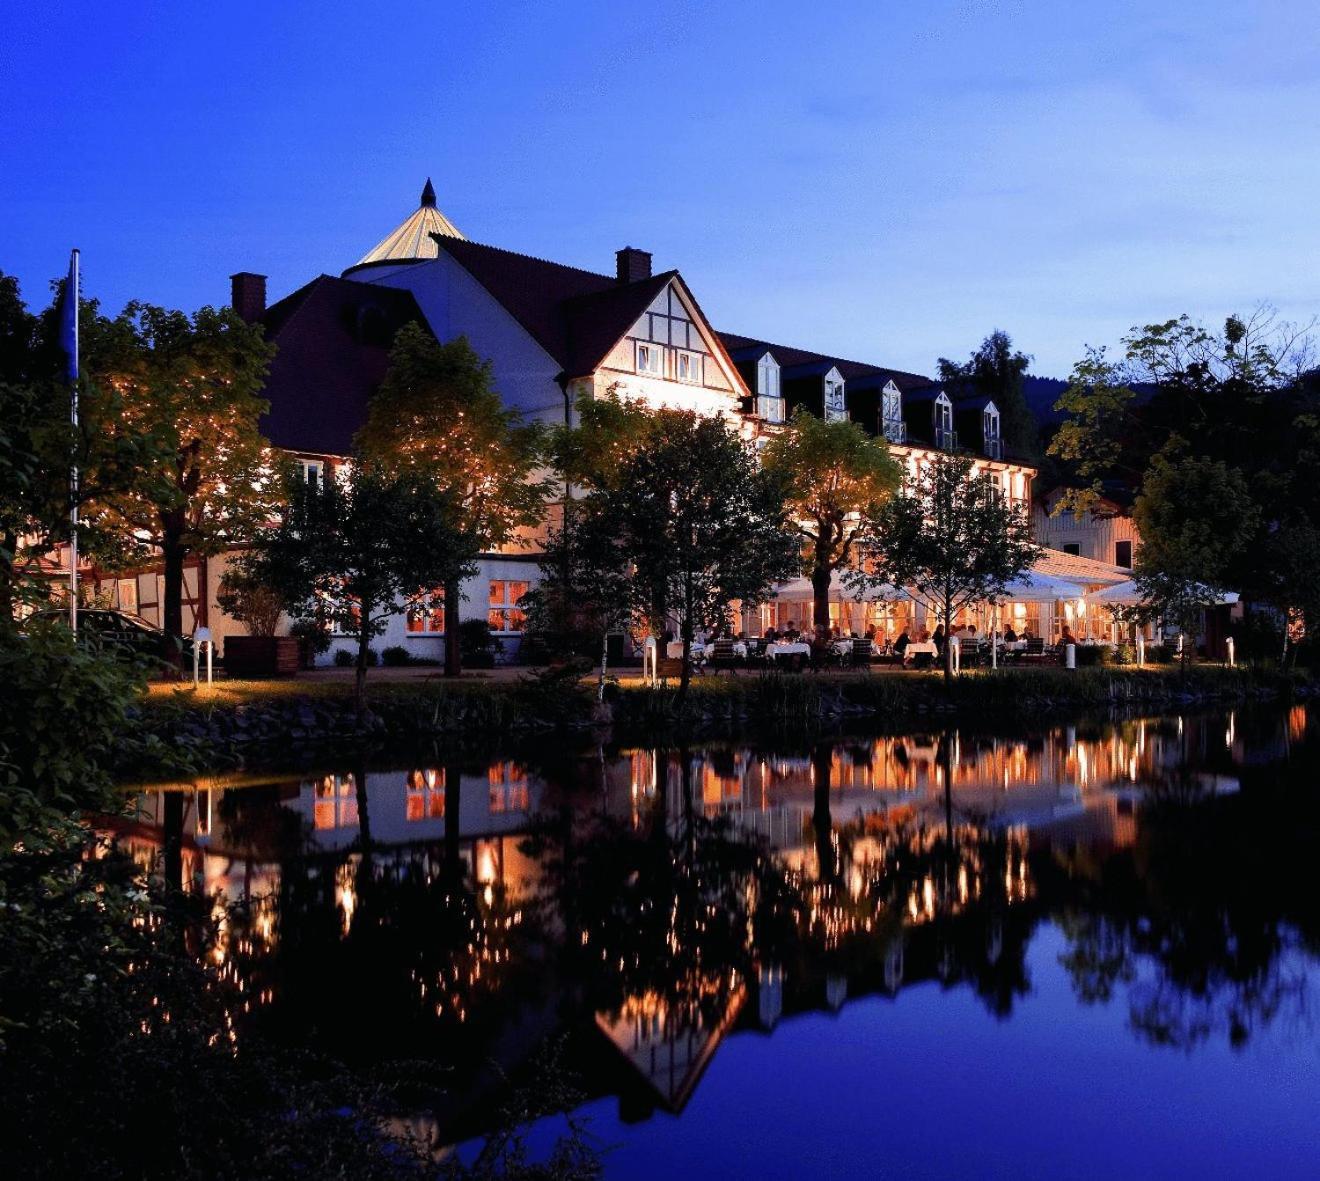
[
  {"left": 984, "top": 437, "right": 1003, "bottom": 460},
  {"left": 882, "top": 418, "right": 906, "bottom": 444},
  {"left": 935, "top": 425, "right": 958, "bottom": 451}
]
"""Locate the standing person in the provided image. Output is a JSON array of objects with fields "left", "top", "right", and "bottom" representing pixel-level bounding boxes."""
[{"left": 933, "top": 624, "right": 947, "bottom": 656}]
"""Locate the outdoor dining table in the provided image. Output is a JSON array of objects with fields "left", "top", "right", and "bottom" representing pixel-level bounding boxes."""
[
  {"left": 765, "top": 641, "right": 812, "bottom": 661},
  {"left": 903, "top": 641, "right": 940, "bottom": 663},
  {"left": 665, "top": 640, "right": 747, "bottom": 659}
]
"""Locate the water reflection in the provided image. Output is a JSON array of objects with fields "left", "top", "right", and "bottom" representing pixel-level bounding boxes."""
[{"left": 108, "top": 706, "right": 1320, "bottom": 1149}]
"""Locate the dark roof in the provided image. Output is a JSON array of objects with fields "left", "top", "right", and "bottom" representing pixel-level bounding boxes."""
[
  {"left": 562, "top": 271, "right": 677, "bottom": 377},
  {"left": 259, "top": 275, "right": 426, "bottom": 456},
  {"left": 437, "top": 237, "right": 677, "bottom": 379},
  {"left": 718, "top": 332, "right": 936, "bottom": 392}
]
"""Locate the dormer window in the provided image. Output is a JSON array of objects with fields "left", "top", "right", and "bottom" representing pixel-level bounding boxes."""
[
  {"left": 676, "top": 350, "right": 702, "bottom": 384},
  {"left": 934, "top": 394, "right": 956, "bottom": 449},
  {"left": 824, "top": 369, "right": 847, "bottom": 422},
  {"left": 636, "top": 341, "right": 664, "bottom": 376},
  {"left": 881, "top": 380, "right": 905, "bottom": 443},
  {"left": 982, "top": 403, "right": 1002, "bottom": 459},
  {"left": 301, "top": 460, "right": 324, "bottom": 491},
  {"left": 757, "top": 353, "right": 784, "bottom": 422}
]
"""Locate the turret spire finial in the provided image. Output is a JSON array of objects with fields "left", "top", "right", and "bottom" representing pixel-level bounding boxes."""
[{"left": 420, "top": 178, "right": 437, "bottom": 208}]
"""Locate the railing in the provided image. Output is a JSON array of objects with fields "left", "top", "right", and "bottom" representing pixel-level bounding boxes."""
[
  {"left": 984, "top": 437, "right": 1002, "bottom": 460},
  {"left": 935, "top": 425, "right": 958, "bottom": 451},
  {"left": 882, "top": 418, "right": 906, "bottom": 444}
]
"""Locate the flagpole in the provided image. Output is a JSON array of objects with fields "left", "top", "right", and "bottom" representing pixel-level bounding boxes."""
[{"left": 68, "top": 249, "right": 79, "bottom": 633}]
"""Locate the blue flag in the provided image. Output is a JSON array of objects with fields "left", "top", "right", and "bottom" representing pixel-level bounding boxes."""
[{"left": 59, "top": 249, "right": 79, "bottom": 384}]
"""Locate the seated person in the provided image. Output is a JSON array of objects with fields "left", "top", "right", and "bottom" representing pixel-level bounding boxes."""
[
  {"left": 765, "top": 627, "right": 779, "bottom": 644},
  {"left": 1003, "top": 625, "right": 1018, "bottom": 643},
  {"left": 894, "top": 630, "right": 911, "bottom": 656},
  {"left": 932, "top": 625, "right": 947, "bottom": 654},
  {"left": 1059, "top": 624, "right": 1078, "bottom": 648}
]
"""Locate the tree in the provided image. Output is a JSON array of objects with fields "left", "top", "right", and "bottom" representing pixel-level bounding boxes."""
[
  {"left": 939, "top": 330, "right": 1039, "bottom": 461},
  {"left": 1048, "top": 307, "right": 1317, "bottom": 643},
  {"left": 356, "top": 327, "right": 548, "bottom": 677},
  {"left": 85, "top": 301, "right": 278, "bottom": 654},
  {"left": 0, "top": 273, "right": 169, "bottom": 621},
  {"left": 855, "top": 453, "right": 1038, "bottom": 682},
  {"left": 522, "top": 388, "right": 656, "bottom": 664},
  {"left": 246, "top": 467, "right": 476, "bottom": 712},
  {"left": 569, "top": 409, "right": 798, "bottom": 704},
  {"left": 761, "top": 409, "right": 902, "bottom": 632},
  {"left": 1131, "top": 445, "right": 1259, "bottom": 665}
]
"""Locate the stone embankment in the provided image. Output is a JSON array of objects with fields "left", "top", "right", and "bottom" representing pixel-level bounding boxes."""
[{"left": 123, "top": 665, "right": 1316, "bottom": 777}]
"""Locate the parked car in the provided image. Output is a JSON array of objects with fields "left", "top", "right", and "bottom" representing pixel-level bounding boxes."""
[{"left": 27, "top": 609, "right": 195, "bottom": 665}]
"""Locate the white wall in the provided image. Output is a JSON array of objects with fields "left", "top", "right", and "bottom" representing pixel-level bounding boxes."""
[{"left": 351, "top": 256, "right": 568, "bottom": 426}]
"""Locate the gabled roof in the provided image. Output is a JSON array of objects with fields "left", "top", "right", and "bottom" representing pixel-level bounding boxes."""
[
  {"left": 259, "top": 275, "right": 427, "bottom": 456},
  {"left": 436, "top": 238, "right": 728, "bottom": 382}
]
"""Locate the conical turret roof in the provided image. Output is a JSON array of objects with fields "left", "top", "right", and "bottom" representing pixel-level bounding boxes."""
[{"left": 352, "top": 179, "right": 465, "bottom": 268}]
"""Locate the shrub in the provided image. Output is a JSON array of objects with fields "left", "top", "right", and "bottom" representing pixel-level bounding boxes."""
[
  {"left": 0, "top": 621, "right": 147, "bottom": 837},
  {"left": 459, "top": 618, "right": 503, "bottom": 668},
  {"left": 380, "top": 645, "right": 410, "bottom": 667},
  {"left": 331, "top": 648, "right": 380, "bottom": 667}
]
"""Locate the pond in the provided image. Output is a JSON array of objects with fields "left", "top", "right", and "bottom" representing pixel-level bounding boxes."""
[{"left": 116, "top": 705, "right": 1320, "bottom": 1179}]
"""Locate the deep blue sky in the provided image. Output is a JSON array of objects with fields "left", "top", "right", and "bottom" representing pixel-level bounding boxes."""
[{"left": 3, "top": 0, "right": 1317, "bottom": 378}]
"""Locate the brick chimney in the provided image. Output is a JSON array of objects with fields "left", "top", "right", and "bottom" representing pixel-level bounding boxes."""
[
  {"left": 230, "top": 272, "right": 267, "bottom": 323},
  {"left": 615, "top": 247, "right": 652, "bottom": 285}
]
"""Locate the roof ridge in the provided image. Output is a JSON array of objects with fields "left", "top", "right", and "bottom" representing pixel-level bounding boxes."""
[
  {"left": 560, "top": 268, "right": 677, "bottom": 309},
  {"left": 444, "top": 236, "right": 615, "bottom": 283},
  {"left": 719, "top": 329, "right": 933, "bottom": 383}
]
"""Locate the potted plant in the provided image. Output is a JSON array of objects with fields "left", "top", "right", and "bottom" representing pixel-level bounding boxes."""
[{"left": 217, "top": 565, "right": 300, "bottom": 676}]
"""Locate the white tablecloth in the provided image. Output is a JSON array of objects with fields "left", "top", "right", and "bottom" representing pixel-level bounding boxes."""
[
  {"left": 765, "top": 641, "right": 812, "bottom": 659},
  {"left": 903, "top": 641, "right": 939, "bottom": 660}
]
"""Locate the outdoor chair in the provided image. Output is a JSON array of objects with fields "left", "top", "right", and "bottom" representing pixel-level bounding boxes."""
[
  {"left": 710, "top": 638, "right": 740, "bottom": 675},
  {"left": 1021, "top": 637, "right": 1046, "bottom": 663},
  {"left": 812, "top": 640, "right": 843, "bottom": 672},
  {"left": 850, "top": 637, "right": 873, "bottom": 670}
]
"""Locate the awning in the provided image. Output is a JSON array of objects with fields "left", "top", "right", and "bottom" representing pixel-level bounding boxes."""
[
  {"left": 997, "top": 571, "right": 1089, "bottom": 603},
  {"left": 1084, "top": 579, "right": 1240, "bottom": 608},
  {"left": 771, "top": 574, "right": 907, "bottom": 603}
]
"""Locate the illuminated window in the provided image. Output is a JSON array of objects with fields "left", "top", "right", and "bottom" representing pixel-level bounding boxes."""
[
  {"left": 116, "top": 577, "right": 138, "bottom": 615},
  {"left": 488, "top": 580, "right": 529, "bottom": 633},
  {"left": 636, "top": 342, "right": 664, "bottom": 375},
  {"left": 489, "top": 762, "right": 529, "bottom": 813},
  {"left": 676, "top": 350, "right": 702, "bottom": 384},
  {"left": 405, "top": 767, "right": 446, "bottom": 821},
  {"left": 406, "top": 586, "right": 445, "bottom": 633},
  {"left": 311, "top": 773, "right": 358, "bottom": 830},
  {"left": 300, "top": 459, "right": 324, "bottom": 491}
]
